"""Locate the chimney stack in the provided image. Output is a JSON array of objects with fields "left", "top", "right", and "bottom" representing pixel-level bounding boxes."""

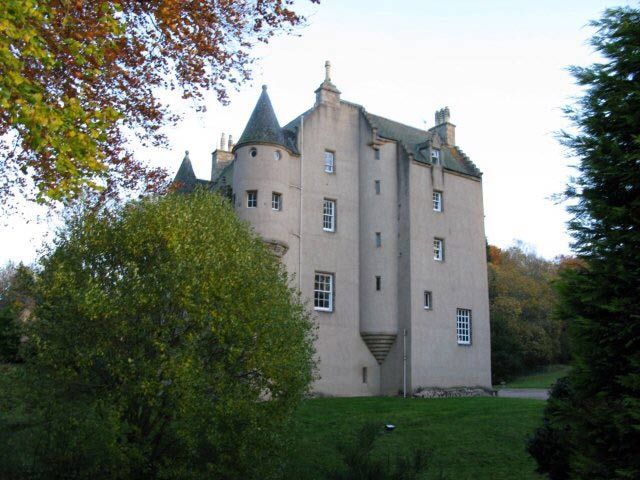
[
  {"left": 228, "top": 135, "right": 233, "bottom": 151},
  {"left": 220, "top": 132, "right": 226, "bottom": 151},
  {"left": 433, "top": 107, "right": 455, "bottom": 146}
]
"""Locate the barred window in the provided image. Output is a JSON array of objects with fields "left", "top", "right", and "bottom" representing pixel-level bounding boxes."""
[
  {"left": 314, "top": 273, "right": 334, "bottom": 311},
  {"left": 456, "top": 308, "right": 472, "bottom": 345},
  {"left": 434, "top": 238, "right": 444, "bottom": 261},
  {"left": 272, "top": 192, "right": 282, "bottom": 211},
  {"left": 247, "top": 190, "right": 257, "bottom": 208},
  {"left": 324, "top": 151, "right": 335, "bottom": 173},
  {"left": 424, "top": 291, "right": 432, "bottom": 310},
  {"left": 433, "top": 191, "right": 442, "bottom": 212},
  {"left": 323, "top": 199, "right": 336, "bottom": 232}
]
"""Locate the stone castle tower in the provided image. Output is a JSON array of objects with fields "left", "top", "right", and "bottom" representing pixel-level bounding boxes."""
[{"left": 175, "top": 62, "right": 492, "bottom": 396}]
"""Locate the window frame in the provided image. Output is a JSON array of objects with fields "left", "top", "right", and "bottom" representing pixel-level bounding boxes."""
[
  {"left": 424, "top": 291, "right": 432, "bottom": 310},
  {"left": 433, "top": 191, "right": 443, "bottom": 212},
  {"left": 375, "top": 232, "right": 381, "bottom": 248},
  {"left": 324, "top": 150, "right": 335, "bottom": 174},
  {"left": 323, "top": 198, "right": 336, "bottom": 232},
  {"left": 314, "top": 272, "right": 334, "bottom": 312},
  {"left": 374, "top": 149, "right": 380, "bottom": 160},
  {"left": 374, "top": 180, "right": 381, "bottom": 195},
  {"left": 375, "top": 275, "right": 381, "bottom": 291},
  {"left": 456, "top": 308, "right": 472, "bottom": 345},
  {"left": 431, "top": 148, "right": 441, "bottom": 165},
  {"left": 433, "top": 238, "right": 444, "bottom": 261},
  {"left": 246, "top": 190, "right": 258, "bottom": 208},
  {"left": 271, "top": 192, "right": 282, "bottom": 211}
]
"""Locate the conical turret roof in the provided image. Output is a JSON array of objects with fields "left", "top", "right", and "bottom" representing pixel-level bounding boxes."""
[
  {"left": 234, "top": 85, "right": 287, "bottom": 150},
  {"left": 174, "top": 151, "right": 197, "bottom": 190}
]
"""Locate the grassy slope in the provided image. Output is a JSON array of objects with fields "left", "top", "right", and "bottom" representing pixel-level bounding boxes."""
[
  {"left": 504, "top": 364, "right": 571, "bottom": 389},
  {"left": 285, "top": 397, "right": 544, "bottom": 479}
]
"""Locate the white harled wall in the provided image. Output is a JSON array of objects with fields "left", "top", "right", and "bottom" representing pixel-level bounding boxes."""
[{"left": 228, "top": 89, "right": 491, "bottom": 396}]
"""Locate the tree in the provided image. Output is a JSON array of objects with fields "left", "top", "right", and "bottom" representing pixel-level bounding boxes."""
[
  {"left": 0, "top": 262, "right": 35, "bottom": 363},
  {"left": 0, "top": 189, "right": 316, "bottom": 479},
  {"left": 487, "top": 244, "right": 567, "bottom": 383},
  {"left": 529, "top": 7, "right": 640, "bottom": 478},
  {"left": 0, "top": 0, "right": 318, "bottom": 208}
]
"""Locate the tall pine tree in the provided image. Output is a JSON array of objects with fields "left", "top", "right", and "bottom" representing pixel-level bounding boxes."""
[{"left": 528, "top": 6, "right": 640, "bottom": 479}]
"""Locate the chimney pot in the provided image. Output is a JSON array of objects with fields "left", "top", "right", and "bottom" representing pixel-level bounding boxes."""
[
  {"left": 220, "top": 133, "right": 226, "bottom": 151},
  {"left": 228, "top": 135, "right": 233, "bottom": 151}
]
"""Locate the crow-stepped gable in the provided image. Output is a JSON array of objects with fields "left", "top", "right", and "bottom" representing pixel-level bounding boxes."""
[{"left": 174, "top": 63, "right": 492, "bottom": 396}]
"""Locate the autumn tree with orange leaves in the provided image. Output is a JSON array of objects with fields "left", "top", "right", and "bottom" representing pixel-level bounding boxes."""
[{"left": 0, "top": 0, "right": 318, "bottom": 209}]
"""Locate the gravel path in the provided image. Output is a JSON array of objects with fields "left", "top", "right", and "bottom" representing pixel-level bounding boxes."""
[{"left": 497, "top": 388, "right": 549, "bottom": 400}]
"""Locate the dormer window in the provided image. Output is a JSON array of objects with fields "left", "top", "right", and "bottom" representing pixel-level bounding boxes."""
[{"left": 431, "top": 148, "right": 441, "bottom": 165}]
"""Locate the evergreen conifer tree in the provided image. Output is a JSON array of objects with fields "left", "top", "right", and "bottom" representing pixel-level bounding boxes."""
[{"left": 528, "top": 6, "right": 640, "bottom": 479}]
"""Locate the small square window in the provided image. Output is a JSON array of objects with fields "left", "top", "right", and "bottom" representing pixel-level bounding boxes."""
[
  {"left": 374, "top": 149, "right": 380, "bottom": 160},
  {"left": 272, "top": 192, "right": 282, "bottom": 211},
  {"left": 324, "top": 151, "right": 335, "bottom": 173},
  {"left": 323, "top": 199, "right": 336, "bottom": 232},
  {"left": 434, "top": 238, "right": 444, "bottom": 261},
  {"left": 374, "top": 180, "right": 381, "bottom": 195},
  {"left": 375, "top": 276, "right": 381, "bottom": 291},
  {"left": 433, "top": 191, "right": 442, "bottom": 212},
  {"left": 314, "top": 272, "right": 334, "bottom": 311},
  {"left": 424, "top": 291, "right": 432, "bottom": 310},
  {"left": 456, "top": 308, "right": 472, "bottom": 345},
  {"left": 247, "top": 190, "right": 257, "bottom": 208},
  {"left": 375, "top": 232, "right": 381, "bottom": 248},
  {"left": 431, "top": 149, "right": 441, "bottom": 165}
]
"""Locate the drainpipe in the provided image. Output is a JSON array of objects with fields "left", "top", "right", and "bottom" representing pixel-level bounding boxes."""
[
  {"left": 298, "top": 115, "right": 304, "bottom": 291},
  {"left": 403, "top": 328, "right": 407, "bottom": 398}
]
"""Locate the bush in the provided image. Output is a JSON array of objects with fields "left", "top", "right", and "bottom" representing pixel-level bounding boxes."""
[
  {"left": 0, "top": 190, "right": 316, "bottom": 479},
  {"left": 326, "top": 422, "right": 431, "bottom": 480}
]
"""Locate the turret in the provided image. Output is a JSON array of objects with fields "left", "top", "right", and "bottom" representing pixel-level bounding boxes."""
[
  {"left": 174, "top": 150, "right": 197, "bottom": 191},
  {"left": 231, "top": 85, "right": 298, "bottom": 268}
]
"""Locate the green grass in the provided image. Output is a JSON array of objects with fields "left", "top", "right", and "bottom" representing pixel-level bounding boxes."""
[
  {"left": 503, "top": 364, "right": 571, "bottom": 389},
  {"left": 284, "top": 396, "right": 545, "bottom": 479}
]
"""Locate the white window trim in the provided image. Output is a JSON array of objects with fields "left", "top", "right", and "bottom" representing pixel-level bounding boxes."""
[
  {"left": 424, "top": 291, "right": 432, "bottom": 310},
  {"left": 431, "top": 148, "right": 441, "bottom": 165},
  {"left": 433, "top": 191, "right": 442, "bottom": 212},
  {"left": 314, "top": 272, "right": 334, "bottom": 312},
  {"left": 324, "top": 151, "right": 335, "bottom": 174},
  {"left": 323, "top": 199, "right": 336, "bottom": 232},
  {"left": 456, "top": 308, "right": 472, "bottom": 345},
  {"left": 271, "top": 192, "right": 282, "bottom": 211},
  {"left": 247, "top": 190, "right": 257, "bottom": 208},
  {"left": 434, "top": 238, "right": 444, "bottom": 261}
]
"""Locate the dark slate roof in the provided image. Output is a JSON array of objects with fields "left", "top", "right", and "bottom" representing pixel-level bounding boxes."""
[
  {"left": 234, "top": 86, "right": 298, "bottom": 154},
  {"left": 174, "top": 151, "right": 212, "bottom": 192},
  {"left": 174, "top": 151, "right": 197, "bottom": 191},
  {"left": 364, "top": 111, "right": 481, "bottom": 177},
  {"left": 284, "top": 102, "right": 480, "bottom": 178}
]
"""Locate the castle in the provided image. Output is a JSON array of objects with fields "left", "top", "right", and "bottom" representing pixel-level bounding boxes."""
[{"left": 175, "top": 62, "right": 492, "bottom": 396}]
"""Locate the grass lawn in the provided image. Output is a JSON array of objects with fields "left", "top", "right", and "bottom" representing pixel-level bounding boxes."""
[
  {"left": 503, "top": 364, "right": 571, "bottom": 389},
  {"left": 285, "top": 396, "right": 545, "bottom": 479}
]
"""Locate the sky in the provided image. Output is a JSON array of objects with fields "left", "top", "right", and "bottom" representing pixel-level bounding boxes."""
[{"left": 1, "top": 0, "right": 635, "bottom": 265}]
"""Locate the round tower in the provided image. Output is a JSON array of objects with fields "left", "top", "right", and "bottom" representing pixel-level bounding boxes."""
[{"left": 231, "top": 85, "right": 299, "bottom": 272}]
